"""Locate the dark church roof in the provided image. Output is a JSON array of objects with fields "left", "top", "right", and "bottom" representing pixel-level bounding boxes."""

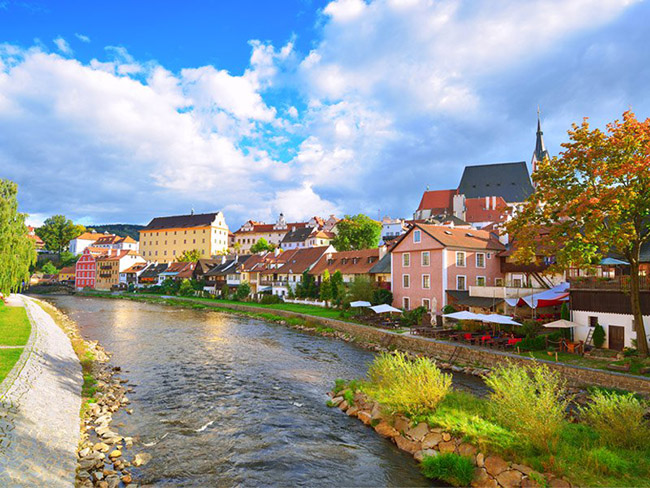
[
  {"left": 281, "top": 226, "right": 314, "bottom": 244},
  {"left": 458, "top": 162, "right": 534, "bottom": 203},
  {"left": 143, "top": 212, "right": 221, "bottom": 231},
  {"left": 533, "top": 116, "right": 550, "bottom": 164}
]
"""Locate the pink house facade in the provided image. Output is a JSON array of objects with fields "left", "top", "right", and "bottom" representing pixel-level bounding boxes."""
[{"left": 391, "top": 224, "right": 505, "bottom": 312}]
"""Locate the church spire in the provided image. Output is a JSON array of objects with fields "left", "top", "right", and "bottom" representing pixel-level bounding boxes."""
[{"left": 531, "top": 108, "right": 549, "bottom": 181}]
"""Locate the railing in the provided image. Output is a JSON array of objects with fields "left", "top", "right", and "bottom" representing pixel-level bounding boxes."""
[
  {"left": 469, "top": 285, "right": 544, "bottom": 299},
  {"left": 569, "top": 276, "right": 650, "bottom": 290}
]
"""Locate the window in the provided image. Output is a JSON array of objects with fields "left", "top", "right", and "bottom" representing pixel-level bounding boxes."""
[
  {"left": 421, "top": 251, "right": 430, "bottom": 266},
  {"left": 422, "top": 274, "right": 430, "bottom": 289},
  {"left": 413, "top": 230, "right": 421, "bottom": 243},
  {"left": 456, "top": 251, "right": 466, "bottom": 267},
  {"left": 403, "top": 253, "right": 410, "bottom": 267},
  {"left": 476, "top": 253, "right": 485, "bottom": 268},
  {"left": 422, "top": 298, "right": 431, "bottom": 310},
  {"left": 513, "top": 278, "right": 522, "bottom": 287},
  {"left": 495, "top": 277, "right": 504, "bottom": 286},
  {"left": 487, "top": 253, "right": 492, "bottom": 259},
  {"left": 589, "top": 316, "right": 598, "bottom": 327},
  {"left": 457, "top": 275, "right": 466, "bottom": 290},
  {"left": 403, "top": 274, "right": 410, "bottom": 288},
  {"left": 476, "top": 276, "right": 486, "bottom": 286},
  {"left": 403, "top": 297, "right": 410, "bottom": 310}
]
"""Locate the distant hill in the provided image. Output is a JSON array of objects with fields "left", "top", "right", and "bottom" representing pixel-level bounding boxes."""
[{"left": 87, "top": 224, "right": 144, "bottom": 241}]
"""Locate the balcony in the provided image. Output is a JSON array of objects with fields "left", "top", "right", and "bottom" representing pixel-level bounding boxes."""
[
  {"left": 569, "top": 276, "right": 650, "bottom": 291},
  {"left": 469, "top": 285, "right": 544, "bottom": 299}
]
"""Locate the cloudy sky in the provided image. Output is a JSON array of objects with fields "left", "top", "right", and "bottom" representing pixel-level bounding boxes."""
[{"left": 1, "top": 0, "right": 649, "bottom": 229}]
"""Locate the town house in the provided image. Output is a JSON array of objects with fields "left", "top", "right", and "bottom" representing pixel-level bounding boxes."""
[
  {"left": 390, "top": 224, "right": 505, "bottom": 312},
  {"left": 95, "top": 250, "right": 146, "bottom": 291},
  {"left": 310, "top": 248, "right": 385, "bottom": 284}
]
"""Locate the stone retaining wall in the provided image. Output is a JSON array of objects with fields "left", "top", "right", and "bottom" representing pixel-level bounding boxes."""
[{"left": 189, "top": 299, "right": 650, "bottom": 395}]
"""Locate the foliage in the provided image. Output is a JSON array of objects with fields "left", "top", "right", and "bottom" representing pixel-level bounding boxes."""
[
  {"left": 330, "top": 270, "right": 345, "bottom": 303},
  {"left": 331, "top": 214, "right": 381, "bottom": 251},
  {"left": 521, "top": 320, "right": 542, "bottom": 340},
  {"left": 221, "top": 284, "right": 230, "bottom": 299},
  {"left": 37, "top": 214, "right": 85, "bottom": 255},
  {"left": 348, "top": 275, "right": 374, "bottom": 303},
  {"left": 401, "top": 306, "right": 427, "bottom": 327},
  {"left": 260, "top": 294, "right": 282, "bottom": 304},
  {"left": 41, "top": 261, "right": 58, "bottom": 275},
  {"left": 579, "top": 390, "right": 649, "bottom": 449},
  {"left": 250, "top": 238, "right": 275, "bottom": 253},
  {"left": 507, "top": 111, "right": 650, "bottom": 356},
  {"left": 442, "top": 304, "right": 457, "bottom": 314},
  {"left": 236, "top": 282, "right": 251, "bottom": 301},
  {"left": 178, "top": 279, "right": 194, "bottom": 297},
  {"left": 561, "top": 302, "right": 570, "bottom": 321},
  {"left": 161, "top": 277, "right": 180, "bottom": 295},
  {"left": 593, "top": 324, "right": 606, "bottom": 348},
  {"left": 0, "top": 179, "right": 36, "bottom": 294},
  {"left": 319, "top": 269, "right": 333, "bottom": 302},
  {"left": 178, "top": 249, "right": 202, "bottom": 262},
  {"left": 420, "top": 453, "right": 475, "bottom": 486},
  {"left": 296, "top": 271, "right": 318, "bottom": 299},
  {"left": 372, "top": 287, "right": 393, "bottom": 305},
  {"left": 485, "top": 362, "right": 571, "bottom": 451},
  {"left": 366, "top": 352, "right": 451, "bottom": 415},
  {"left": 59, "top": 251, "right": 80, "bottom": 267},
  {"left": 286, "top": 286, "right": 295, "bottom": 299}
]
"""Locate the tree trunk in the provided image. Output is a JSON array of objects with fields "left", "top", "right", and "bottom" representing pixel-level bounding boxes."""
[{"left": 629, "top": 259, "right": 649, "bottom": 357}]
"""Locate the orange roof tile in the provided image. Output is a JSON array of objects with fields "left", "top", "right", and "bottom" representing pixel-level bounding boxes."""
[
  {"left": 274, "top": 247, "right": 330, "bottom": 275},
  {"left": 417, "top": 189, "right": 458, "bottom": 212},
  {"left": 310, "top": 248, "right": 381, "bottom": 276},
  {"left": 397, "top": 224, "right": 505, "bottom": 251}
]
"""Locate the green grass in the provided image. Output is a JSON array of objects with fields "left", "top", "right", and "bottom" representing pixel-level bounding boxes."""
[
  {"left": 0, "top": 304, "right": 32, "bottom": 346},
  {"left": 420, "top": 453, "right": 475, "bottom": 486},
  {"left": 518, "top": 350, "right": 650, "bottom": 377},
  {"left": 0, "top": 348, "right": 24, "bottom": 383}
]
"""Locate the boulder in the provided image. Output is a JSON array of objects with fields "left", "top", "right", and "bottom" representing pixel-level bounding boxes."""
[
  {"left": 496, "top": 470, "right": 523, "bottom": 488},
  {"left": 414, "top": 449, "right": 439, "bottom": 463},
  {"left": 548, "top": 477, "right": 571, "bottom": 488},
  {"left": 338, "top": 400, "right": 349, "bottom": 411},
  {"left": 133, "top": 452, "right": 152, "bottom": 467},
  {"left": 357, "top": 411, "right": 372, "bottom": 425},
  {"left": 393, "top": 416, "right": 410, "bottom": 433},
  {"left": 438, "top": 441, "right": 456, "bottom": 454},
  {"left": 485, "top": 456, "right": 509, "bottom": 477},
  {"left": 442, "top": 432, "right": 451, "bottom": 442},
  {"left": 422, "top": 432, "right": 443, "bottom": 449},
  {"left": 108, "top": 449, "right": 122, "bottom": 459},
  {"left": 346, "top": 406, "right": 359, "bottom": 417},
  {"left": 121, "top": 474, "right": 132, "bottom": 484},
  {"left": 331, "top": 396, "right": 344, "bottom": 407},
  {"left": 458, "top": 443, "right": 478, "bottom": 458},
  {"left": 94, "top": 442, "right": 110, "bottom": 452},
  {"left": 374, "top": 421, "right": 399, "bottom": 438},
  {"left": 522, "top": 477, "right": 542, "bottom": 488},
  {"left": 472, "top": 467, "right": 499, "bottom": 488},
  {"left": 370, "top": 403, "right": 383, "bottom": 421},
  {"left": 476, "top": 452, "right": 485, "bottom": 468},
  {"left": 78, "top": 447, "right": 91, "bottom": 458},
  {"left": 105, "top": 474, "right": 120, "bottom": 488},
  {"left": 405, "top": 422, "right": 430, "bottom": 442},
  {"left": 512, "top": 464, "right": 534, "bottom": 476},
  {"left": 394, "top": 435, "right": 422, "bottom": 454}
]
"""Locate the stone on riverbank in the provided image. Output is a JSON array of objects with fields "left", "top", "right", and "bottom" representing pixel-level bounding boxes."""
[
  {"left": 133, "top": 452, "right": 152, "bottom": 467},
  {"left": 405, "top": 422, "right": 429, "bottom": 441}
]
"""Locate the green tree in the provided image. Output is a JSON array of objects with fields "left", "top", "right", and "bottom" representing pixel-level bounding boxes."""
[
  {"left": 560, "top": 302, "right": 570, "bottom": 321},
  {"left": 372, "top": 288, "right": 393, "bottom": 305},
  {"left": 348, "top": 275, "right": 374, "bottom": 302},
  {"left": 178, "top": 249, "right": 202, "bottom": 262},
  {"left": 161, "top": 277, "right": 179, "bottom": 295},
  {"left": 236, "top": 282, "right": 251, "bottom": 301},
  {"left": 331, "top": 270, "right": 345, "bottom": 302},
  {"left": 331, "top": 214, "right": 382, "bottom": 251},
  {"left": 319, "top": 269, "right": 333, "bottom": 303},
  {"left": 250, "top": 238, "right": 275, "bottom": 253},
  {"left": 37, "top": 215, "right": 85, "bottom": 256},
  {"left": 593, "top": 324, "right": 606, "bottom": 348},
  {"left": 221, "top": 283, "right": 230, "bottom": 299},
  {"left": 41, "top": 261, "right": 58, "bottom": 275},
  {"left": 59, "top": 251, "right": 80, "bottom": 267},
  {"left": 178, "top": 279, "right": 194, "bottom": 297},
  {"left": 0, "top": 179, "right": 36, "bottom": 294},
  {"left": 508, "top": 111, "right": 650, "bottom": 356}
]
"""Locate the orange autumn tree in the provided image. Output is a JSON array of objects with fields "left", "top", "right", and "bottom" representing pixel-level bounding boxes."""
[{"left": 508, "top": 111, "right": 650, "bottom": 356}]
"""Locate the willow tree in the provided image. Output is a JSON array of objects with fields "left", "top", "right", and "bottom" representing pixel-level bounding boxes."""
[
  {"left": 0, "top": 179, "right": 36, "bottom": 294},
  {"left": 508, "top": 111, "right": 650, "bottom": 356}
]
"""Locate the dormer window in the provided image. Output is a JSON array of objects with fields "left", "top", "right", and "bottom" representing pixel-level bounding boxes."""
[{"left": 413, "top": 230, "right": 421, "bottom": 243}]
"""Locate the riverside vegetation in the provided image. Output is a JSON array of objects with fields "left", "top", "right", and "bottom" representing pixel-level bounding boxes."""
[{"left": 330, "top": 352, "right": 650, "bottom": 487}]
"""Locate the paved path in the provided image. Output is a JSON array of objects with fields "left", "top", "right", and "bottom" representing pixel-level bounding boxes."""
[{"left": 0, "top": 295, "right": 82, "bottom": 487}]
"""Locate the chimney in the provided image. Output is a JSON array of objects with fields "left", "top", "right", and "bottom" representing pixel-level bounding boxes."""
[
  {"left": 492, "top": 196, "right": 496, "bottom": 210},
  {"left": 485, "top": 196, "right": 489, "bottom": 209}
]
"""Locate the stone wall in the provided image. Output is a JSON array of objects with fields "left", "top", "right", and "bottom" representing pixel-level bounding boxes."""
[{"left": 201, "top": 300, "right": 650, "bottom": 395}]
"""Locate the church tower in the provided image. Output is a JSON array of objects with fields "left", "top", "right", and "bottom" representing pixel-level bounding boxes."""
[{"left": 531, "top": 109, "right": 550, "bottom": 185}]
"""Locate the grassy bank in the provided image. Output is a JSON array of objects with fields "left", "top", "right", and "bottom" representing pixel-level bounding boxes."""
[
  {"left": 336, "top": 353, "right": 650, "bottom": 487},
  {"left": 0, "top": 300, "right": 32, "bottom": 383}
]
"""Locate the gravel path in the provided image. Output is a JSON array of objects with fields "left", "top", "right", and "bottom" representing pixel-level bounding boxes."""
[{"left": 0, "top": 295, "right": 82, "bottom": 487}]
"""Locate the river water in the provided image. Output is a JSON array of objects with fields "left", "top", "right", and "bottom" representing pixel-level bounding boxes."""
[{"left": 47, "top": 296, "right": 485, "bottom": 487}]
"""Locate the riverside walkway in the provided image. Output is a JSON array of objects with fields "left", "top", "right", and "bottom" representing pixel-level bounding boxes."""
[{"left": 0, "top": 295, "right": 82, "bottom": 487}]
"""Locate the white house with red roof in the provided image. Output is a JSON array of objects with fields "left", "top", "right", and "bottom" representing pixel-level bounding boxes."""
[{"left": 69, "top": 231, "right": 112, "bottom": 255}]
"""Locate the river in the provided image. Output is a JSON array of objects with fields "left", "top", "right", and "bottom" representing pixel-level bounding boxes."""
[{"left": 47, "top": 296, "right": 485, "bottom": 487}]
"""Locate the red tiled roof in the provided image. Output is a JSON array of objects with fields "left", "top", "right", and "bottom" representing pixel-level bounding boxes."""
[
  {"left": 310, "top": 248, "right": 381, "bottom": 276},
  {"left": 122, "top": 263, "right": 148, "bottom": 274},
  {"left": 236, "top": 221, "right": 308, "bottom": 234},
  {"left": 274, "top": 247, "right": 330, "bottom": 275},
  {"left": 417, "top": 189, "right": 458, "bottom": 212},
  {"left": 59, "top": 266, "right": 76, "bottom": 275},
  {"left": 395, "top": 224, "right": 505, "bottom": 251},
  {"left": 96, "top": 250, "right": 139, "bottom": 261},
  {"left": 464, "top": 197, "right": 508, "bottom": 224},
  {"left": 74, "top": 232, "right": 111, "bottom": 241}
]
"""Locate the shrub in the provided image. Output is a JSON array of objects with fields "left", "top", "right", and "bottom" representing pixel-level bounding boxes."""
[
  {"left": 579, "top": 390, "right": 649, "bottom": 449},
  {"left": 366, "top": 352, "right": 451, "bottom": 415},
  {"left": 485, "top": 362, "right": 570, "bottom": 451},
  {"left": 588, "top": 446, "right": 631, "bottom": 476},
  {"left": 260, "top": 294, "right": 282, "bottom": 304},
  {"left": 220, "top": 284, "right": 229, "bottom": 299},
  {"left": 236, "top": 282, "right": 251, "bottom": 301},
  {"left": 593, "top": 324, "right": 606, "bottom": 348},
  {"left": 400, "top": 306, "right": 427, "bottom": 327},
  {"left": 372, "top": 288, "right": 393, "bottom": 305},
  {"left": 178, "top": 279, "right": 194, "bottom": 297},
  {"left": 560, "top": 302, "right": 570, "bottom": 321},
  {"left": 442, "top": 304, "right": 457, "bottom": 314},
  {"left": 420, "top": 453, "right": 475, "bottom": 486},
  {"left": 521, "top": 320, "right": 542, "bottom": 340}
]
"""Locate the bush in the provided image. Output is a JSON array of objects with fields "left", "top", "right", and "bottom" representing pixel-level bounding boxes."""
[
  {"left": 42, "top": 261, "right": 58, "bottom": 275},
  {"left": 588, "top": 446, "right": 631, "bottom": 476},
  {"left": 221, "top": 284, "right": 229, "bottom": 299},
  {"left": 593, "top": 324, "right": 606, "bottom": 348},
  {"left": 372, "top": 288, "right": 393, "bottom": 305},
  {"left": 420, "top": 453, "right": 475, "bottom": 486},
  {"left": 178, "top": 279, "right": 194, "bottom": 297},
  {"left": 366, "top": 352, "right": 451, "bottom": 415},
  {"left": 442, "top": 304, "right": 457, "bottom": 314},
  {"left": 485, "top": 362, "right": 570, "bottom": 451},
  {"left": 579, "top": 390, "right": 649, "bottom": 449},
  {"left": 521, "top": 320, "right": 542, "bottom": 340},
  {"left": 260, "top": 294, "right": 282, "bottom": 304},
  {"left": 400, "top": 306, "right": 427, "bottom": 327},
  {"left": 235, "top": 282, "right": 251, "bottom": 301}
]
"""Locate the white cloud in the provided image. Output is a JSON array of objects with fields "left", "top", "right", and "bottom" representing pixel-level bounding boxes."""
[
  {"left": 53, "top": 37, "right": 73, "bottom": 56},
  {"left": 75, "top": 33, "right": 91, "bottom": 43}
]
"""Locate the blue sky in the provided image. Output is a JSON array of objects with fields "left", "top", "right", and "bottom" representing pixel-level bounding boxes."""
[{"left": 1, "top": 0, "right": 649, "bottom": 229}]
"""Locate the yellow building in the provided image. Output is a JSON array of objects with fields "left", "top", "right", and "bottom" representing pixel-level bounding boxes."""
[
  {"left": 139, "top": 212, "right": 229, "bottom": 263},
  {"left": 95, "top": 250, "right": 146, "bottom": 290}
]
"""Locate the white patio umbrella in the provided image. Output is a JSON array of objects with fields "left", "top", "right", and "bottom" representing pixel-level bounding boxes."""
[
  {"left": 370, "top": 304, "right": 402, "bottom": 314},
  {"left": 443, "top": 311, "right": 481, "bottom": 320},
  {"left": 350, "top": 300, "right": 372, "bottom": 308},
  {"left": 542, "top": 319, "right": 578, "bottom": 329},
  {"left": 477, "top": 314, "right": 522, "bottom": 326}
]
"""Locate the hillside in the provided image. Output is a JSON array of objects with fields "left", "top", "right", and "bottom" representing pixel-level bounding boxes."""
[{"left": 87, "top": 224, "right": 144, "bottom": 241}]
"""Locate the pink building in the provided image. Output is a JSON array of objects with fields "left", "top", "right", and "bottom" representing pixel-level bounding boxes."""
[
  {"left": 390, "top": 224, "right": 505, "bottom": 312},
  {"left": 75, "top": 246, "right": 105, "bottom": 289}
]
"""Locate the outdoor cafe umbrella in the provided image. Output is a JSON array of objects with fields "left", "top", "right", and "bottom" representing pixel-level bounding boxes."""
[
  {"left": 543, "top": 319, "right": 579, "bottom": 329},
  {"left": 476, "top": 314, "right": 522, "bottom": 326},
  {"left": 370, "top": 304, "right": 402, "bottom": 314},
  {"left": 350, "top": 300, "right": 372, "bottom": 308},
  {"left": 443, "top": 311, "right": 480, "bottom": 320}
]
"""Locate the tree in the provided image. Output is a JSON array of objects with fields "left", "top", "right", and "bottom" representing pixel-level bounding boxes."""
[
  {"left": 0, "top": 179, "right": 36, "bottom": 294},
  {"left": 331, "top": 270, "right": 345, "bottom": 303},
  {"left": 42, "top": 261, "right": 58, "bottom": 275},
  {"left": 507, "top": 111, "right": 650, "bottom": 356},
  {"left": 221, "top": 284, "right": 230, "bottom": 299},
  {"left": 331, "top": 214, "right": 382, "bottom": 251},
  {"left": 348, "top": 275, "right": 374, "bottom": 302},
  {"left": 37, "top": 215, "right": 85, "bottom": 256},
  {"left": 372, "top": 288, "right": 393, "bottom": 306},
  {"left": 178, "top": 249, "right": 202, "bottom": 262},
  {"left": 319, "top": 269, "right": 333, "bottom": 303},
  {"left": 236, "top": 282, "right": 251, "bottom": 301},
  {"left": 250, "top": 238, "right": 275, "bottom": 253},
  {"left": 560, "top": 302, "right": 570, "bottom": 321},
  {"left": 179, "top": 279, "right": 194, "bottom": 297},
  {"left": 593, "top": 324, "right": 606, "bottom": 349}
]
